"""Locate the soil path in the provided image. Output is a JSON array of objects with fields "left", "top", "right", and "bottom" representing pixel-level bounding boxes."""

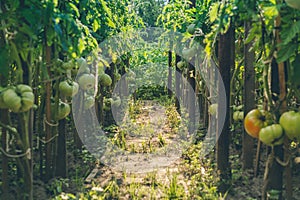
[{"left": 85, "top": 100, "right": 188, "bottom": 197}]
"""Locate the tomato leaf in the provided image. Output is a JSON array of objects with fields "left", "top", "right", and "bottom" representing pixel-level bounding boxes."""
[
  {"left": 106, "top": 18, "right": 116, "bottom": 29},
  {"left": 282, "top": 20, "right": 300, "bottom": 45},
  {"left": 245, "top": 24, "right": 260, "bottom": 44},
  {"left": 68, "top": 2, "right": 80, "bottom": 17},
  {"left": 263, "top": 6, "right": 278, "bottom": 18},
  {"left": 209, "top": 2, "right": 219, "bottom": 23},
  {"left": 78, "top": 38, "right": 85, "bottom": 54},
  {"left": 276, "top": 43, "right": 297, "bottom": 63},
  {"left": 92, "top": 19, "right": 100, "bottom": 32}
]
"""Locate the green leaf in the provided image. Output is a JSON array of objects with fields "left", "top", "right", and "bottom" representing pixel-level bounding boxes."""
[
  {"left": 53, "top": 0, "right": 58, "bottom": 7},
  {"left": 92, "top": 19, "right": 100, "bottom": 32},
  {"left": 100, "top": 0, "right": 112, "bottom": 18},
  {"left": 263, "top": 6, "right": 278, "bottom": 18},
  {"left": 107, "top": 18, "right": 116, "bottom": 29},
  {"left": 78, "top": 38, "right": 85, "bottom": 54},
  {"left": 68, "top": 2, "right": 80, "bottom": 17},
  {"left": 244, "top": 24, "right": 260, "bottom": 44},
  {"left": 282, "top": 20, "right": 300, "bottom": 45},
  {"left": 276, "top": 43, "right": 297, "bottom": 63},
  {"left": 166, "top": 12, "right": 171, "bottom": 23},
  {"left": 18, "top": 24, "right": 37, "bottom": 40},
  {"left": 209, "top": 2, "right": 219, "bottom": 23}
]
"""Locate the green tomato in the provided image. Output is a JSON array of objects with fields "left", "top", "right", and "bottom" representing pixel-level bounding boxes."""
[
  {"left": 182, "top": 47, "right": 197, "bottom": 60},
  {"left": 111, "top": 96, "right": 121, "bottom": 107},
  {"left": 78, "top": 74, "right": 95, "bottom": 90},
  {"left": 16, "top": 84, "right": 32, "bottom": 94},
  {"left": 114, "top": 72, "right": 121, "bottom": 81},
  {"left": 20, "top": 91, "right": 35, "bottom": 112},
  {"left": 259, "top": 124, "right": 284, "bottom": 146},
  {"left": 238, "top": 111, "right": 244, "bottom": 120},
  {"left": 84, "top": 96, "right": 95, "bottom": 110},
  {"left": 279, "top": 111, "right": 300, "bottom": 141},
  {"left": 77, "top": 57, "right": 90, "bottom": 74},
  {"left": 233, "top": 105, "right": 243, "bottom": 111},
  {"left": 59, "top": 80, "right": 79, "bottom": 97},
  {"left": 208, "top": 104, "right": 217, "bottom": 116},
  {"left": 177, "top": 61, "right": 185, "bottom": 70},
  {"left": 57, "top": 101, "right": 71, "bottom": 120},
  {"left": 99, "top": 73, "right": 112, "bottom": 87},
  {"left": 187, "top": 23, "right": 196, "bottom": 35},
  {"left": 2, "top": 85, "right": 35, "bottom": 112},
  {"left": 103, "top": 97, "right": 113, "bottom": 111},
  {"left": 233, "top": 111, "right": 239, "bottom": 121},
  {"left": 62, "top": 60, "right": 75, "bottom": 70},
  {"left": 2, "top": 88, "right": 21, "bottom": 112},
  {"left": 17, "top": 85, "right": 35, "bottom": 112}
]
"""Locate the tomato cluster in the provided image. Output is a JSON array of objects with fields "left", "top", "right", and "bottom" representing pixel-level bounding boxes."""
[
  {"left": 244, "top": 109, "right": 300, "bottom": 146},
  {"left": 58, "top": 57, "right": 122, "bottom": 115}
]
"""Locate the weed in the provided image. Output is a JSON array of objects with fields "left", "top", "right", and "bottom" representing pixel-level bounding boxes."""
[
  {"left": 143, "top": 171, "right": 159, "bottom": 187},
  {"left": 164, "top": 173, "right": 185, "bottom": 199},
  {"left": 158, "top": 132, "right": 166, "bottom": 147},
  {"left": 47, "top": 178, "right": 69, "bottom": 197},
  {"left": 102, "top": 178, "right": 120, "bottom": 199}
]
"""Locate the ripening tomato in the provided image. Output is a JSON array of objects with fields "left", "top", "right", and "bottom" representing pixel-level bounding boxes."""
[{"left": 244, "top": 109, "right": 268, "bottom": 138}]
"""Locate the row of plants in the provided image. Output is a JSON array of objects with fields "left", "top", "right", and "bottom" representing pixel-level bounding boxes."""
[
  {"left": 1, "top": 0, "right": 300, "bottom": 199},
  {"left": 0, "top": 0, "right": 147, "bottom": 199}
]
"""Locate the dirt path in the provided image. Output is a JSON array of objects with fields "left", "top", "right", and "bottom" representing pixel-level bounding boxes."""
[{"left": 85, "top": 100, "right": 190, "bottom": 198}]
